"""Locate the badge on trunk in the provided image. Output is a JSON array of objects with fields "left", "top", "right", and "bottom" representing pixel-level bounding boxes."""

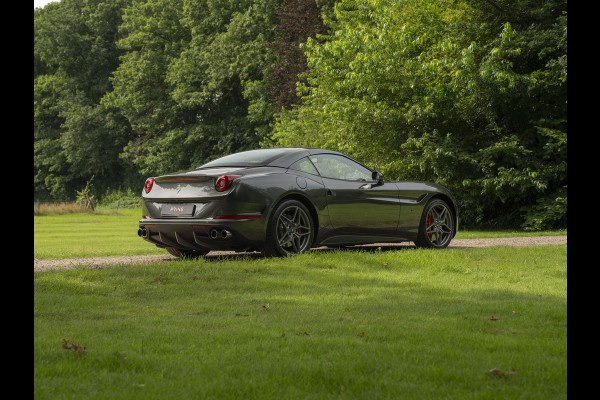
[{"left": 161, "top": 204, "right": 195, "bottom": 217}]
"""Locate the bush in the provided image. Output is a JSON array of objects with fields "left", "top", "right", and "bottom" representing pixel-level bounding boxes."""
[{"left": 97, "top": 188, "right": 142, "bottom": 209}]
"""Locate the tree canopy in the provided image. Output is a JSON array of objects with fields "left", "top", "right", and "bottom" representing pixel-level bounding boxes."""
[
  {"left": 34, "top": 0, "right": 566, "bottom": 229},
  {"left": 272, "top": 0, "right": 566, "bottom": 229}
]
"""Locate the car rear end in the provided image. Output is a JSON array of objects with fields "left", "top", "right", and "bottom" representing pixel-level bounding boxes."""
[{"left": 138, "top": 167, "right": 269, "bottom": 252}]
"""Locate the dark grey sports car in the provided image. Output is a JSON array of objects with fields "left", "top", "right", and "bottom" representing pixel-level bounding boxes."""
[{"left": 137, "top": 148, "right": 458, "bottom": 257}]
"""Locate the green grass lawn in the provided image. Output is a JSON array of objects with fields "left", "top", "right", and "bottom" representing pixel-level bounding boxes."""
[
  {"left": 34, "top": 208, "right": 164, "bottom": 259},
  {"left": 34, "top": 245, "right": 566, "bottom": 399},
  {"left": 33, "top": 207, "right": 566, "bottom": 259}
]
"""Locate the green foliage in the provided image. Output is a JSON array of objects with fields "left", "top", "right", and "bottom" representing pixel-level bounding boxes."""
[
  {"left": 34, "top": 0, "right": 139, "bottom": 201},
  {"left": 97, "top": 187, "right": 143, "bottom": 209},
  {"left": 102, "top": 0, "right": 281, "bottom": 176},
  {"left": 272, "top": 0, "right": 567, "bottom": 229},
  {"left": 34, "top": 0, "right": 567, "bottom": 229},
  {"left": 75, "top": 175, "right": 95, "bottom": 209},
  {"left": 34, "top": 0, "right": 284, "bottom": 198}
]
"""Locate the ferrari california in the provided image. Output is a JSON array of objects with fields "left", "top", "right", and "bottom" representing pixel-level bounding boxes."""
[{"left": 137, "top": 148, "right": 458, "bottom": 257}]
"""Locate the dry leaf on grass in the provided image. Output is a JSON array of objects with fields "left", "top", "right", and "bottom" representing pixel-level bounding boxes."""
[
  {"left": 489, "top": 316, "right": 500, "bottom": 321},
  {"left": 262, "top": 303, "right": 270, "bottom": 311},
  {"left": 354, "top": 332, "right": 365, "bottom": 337},
  {"left": 62, "top": 338, "right": 85, "bottom": 354},
  {"left": 295, "top": 331, "right": 311, "bottom": 336},
  {"left": 487, "top": 368, "right": 516, "bottom": 378}
]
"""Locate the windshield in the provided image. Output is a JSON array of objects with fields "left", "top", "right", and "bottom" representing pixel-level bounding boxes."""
[{"left": 197, "top": 148, "right": 297, "bottom": 168}]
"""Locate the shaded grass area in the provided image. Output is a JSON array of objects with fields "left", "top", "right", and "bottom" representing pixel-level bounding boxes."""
[{"left": 34, "top": 245, "right": 566, "bottom": 399}]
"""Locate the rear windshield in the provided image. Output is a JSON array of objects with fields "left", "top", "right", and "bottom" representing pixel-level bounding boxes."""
[{"left": 197, "top": 149, "right": 295, "bottom": 168}]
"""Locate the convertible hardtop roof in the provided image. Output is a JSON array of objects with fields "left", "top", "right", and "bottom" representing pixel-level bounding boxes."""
[
  {"left": 267, "top": 147, "right": 346, "bottom": 168},
  {"left": 197, "top": 147, "right": 344, "bottom": 169}
]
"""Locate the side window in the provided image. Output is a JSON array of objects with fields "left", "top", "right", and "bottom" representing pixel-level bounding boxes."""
[
  {"left": 289, "top": 157, "right": 319, "bottom": 176},
  {"left": 310, "top": 154, "right": 373, "bottom": 181}
]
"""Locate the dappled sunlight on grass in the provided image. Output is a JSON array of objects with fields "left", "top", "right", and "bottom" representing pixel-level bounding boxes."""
[{"left": 35, "top": 245, "right": 566, "bottom": 399}]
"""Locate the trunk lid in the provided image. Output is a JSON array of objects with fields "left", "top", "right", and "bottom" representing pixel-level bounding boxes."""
[{"left": 144, "top": 167, "right": 247, "bottom": 200}]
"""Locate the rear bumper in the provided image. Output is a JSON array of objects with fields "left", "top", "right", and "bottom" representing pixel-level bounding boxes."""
[{"left": 138, "top": 217, "right": 266, "bottom": 251}]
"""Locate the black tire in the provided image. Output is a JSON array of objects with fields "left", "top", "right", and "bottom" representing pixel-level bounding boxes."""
[
  {"left": 262, "top": 199, "right": 315, "bottom": 257},
  {"left": 414, "top": 198, "right": 454, "bottom": 249},
  {"left": 165, "top": 247, "right": 209, "bottom": 258}
]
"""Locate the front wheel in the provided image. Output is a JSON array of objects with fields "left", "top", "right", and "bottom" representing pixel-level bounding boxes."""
[
  {"left": 414, "top": 199, "right": 454, "bottom": 249},
  {"left": 262, "top": 200, "right": 315, "bottom": 257}
]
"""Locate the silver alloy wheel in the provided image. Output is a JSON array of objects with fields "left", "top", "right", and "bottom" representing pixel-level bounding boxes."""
[
  {"left": 424, "top": 203, "right": 454, "bottom": 247},
  {"left": 275, "top": 205, "right": 312, "bottom": 255}
]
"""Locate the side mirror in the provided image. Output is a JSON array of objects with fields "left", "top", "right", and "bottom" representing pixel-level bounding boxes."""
[{"left": 372, "top": 171, "right": 384, "bottom": 186}]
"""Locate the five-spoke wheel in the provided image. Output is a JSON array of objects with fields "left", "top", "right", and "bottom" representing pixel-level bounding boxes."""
[
  {"left": 263, "top": 199, "right": 314, "bottom": 257},
  {"left": 415, "top": 199, "right": 454, "bottom": 248}
]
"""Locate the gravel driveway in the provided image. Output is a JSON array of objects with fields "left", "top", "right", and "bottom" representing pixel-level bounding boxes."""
[{"left": 34, "top": 235, "right": 566, "bottom": 272}]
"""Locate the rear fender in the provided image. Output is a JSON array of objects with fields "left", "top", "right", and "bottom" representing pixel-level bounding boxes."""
[{"left": 227, "top": 172, "right": 328, "bottom": 231}]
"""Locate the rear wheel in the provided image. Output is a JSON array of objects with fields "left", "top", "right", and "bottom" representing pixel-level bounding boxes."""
[
  {"left": 165, "top": 247, "right": 209, "bottom": 258},
  {"left": 415, "top": 199, "right": 454, "bottom": 249},
  {"left": 262, "top": 200, "right": 315, "bottom": 257}
]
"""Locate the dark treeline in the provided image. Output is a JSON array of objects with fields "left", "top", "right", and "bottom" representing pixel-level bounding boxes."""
[{"left": 34, "top": 0, "right": 566, "bottom": 230}]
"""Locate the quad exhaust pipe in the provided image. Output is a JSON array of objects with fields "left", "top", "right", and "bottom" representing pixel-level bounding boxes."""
[
  {"left": 138, "top": 227, "right": 231, "bottom": 240},
  {"left": 210, "top": 228, "right": 232, "bottom": 240}
]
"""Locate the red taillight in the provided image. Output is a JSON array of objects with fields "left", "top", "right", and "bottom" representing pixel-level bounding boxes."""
[
  {"left": 215, "top": 175, "right": 241, "bottom": 192},
  {"left": 144, "top": 177, "right": 155, "bottom": 193}
]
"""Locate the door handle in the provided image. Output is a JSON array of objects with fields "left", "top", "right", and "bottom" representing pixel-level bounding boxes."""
[
  {"left": 359, "top": 183, "right": 372, "bottom": 190},
  {"left": 326, "top": 189, "right": 335, "bottom": 196}
]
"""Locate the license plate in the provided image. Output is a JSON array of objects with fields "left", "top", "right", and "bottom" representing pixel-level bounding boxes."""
[{"left": 161, "top": 204, "right": 195, "bottom": 217}]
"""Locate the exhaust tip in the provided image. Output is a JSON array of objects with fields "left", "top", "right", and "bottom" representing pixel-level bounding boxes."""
[
  {"left": 138, "top": 227, "right": 148, "bottom": 238},
  {"left": 209, "top": 228, "right": 232, "bottom": 239}
]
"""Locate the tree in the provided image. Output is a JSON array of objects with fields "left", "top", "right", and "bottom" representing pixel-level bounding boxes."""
[
  {"left": 266, "top": 0, "right": 331, "bottom": 110},
  {"left": 272, "top": 0, "right": 567, "bottom": 229},
  {"left": 103, "top": 0, "right": 281, "bottom": 176},
  {"left": 34, "top": 0, "right": 136, "bottom": 200}
]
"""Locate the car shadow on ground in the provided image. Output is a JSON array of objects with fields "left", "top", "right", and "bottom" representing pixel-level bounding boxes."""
[{"left": 201, "top": 243, "right": 418, "bottom": 262}]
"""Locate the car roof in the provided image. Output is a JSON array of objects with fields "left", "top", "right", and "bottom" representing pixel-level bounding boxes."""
[
  {"left": 196, "top": 147, "right": 346, "bottom": 169},
  {"left": 266, "top": 147, "right": 343, "bottom": 168}
]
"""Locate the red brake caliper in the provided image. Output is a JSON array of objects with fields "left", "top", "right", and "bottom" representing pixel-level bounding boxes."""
[{"left": 426, "top": 214, "right": 432, "bottom": 239}]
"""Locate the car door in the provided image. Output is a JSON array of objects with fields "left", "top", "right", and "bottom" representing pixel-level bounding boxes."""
[{"left": 309, "top": 153, "right": 400, "bottom": 236}]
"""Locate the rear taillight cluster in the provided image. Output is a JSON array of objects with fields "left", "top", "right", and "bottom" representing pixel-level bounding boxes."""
[
  {"left": 215, "top": 175, "right": 241, "bottom": 192},
  {"left": 144, "top": 177, "right": 154, "bottom": 193},
  {"left": 144, "top": 175, "right": 240, "bottom": 194}
]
